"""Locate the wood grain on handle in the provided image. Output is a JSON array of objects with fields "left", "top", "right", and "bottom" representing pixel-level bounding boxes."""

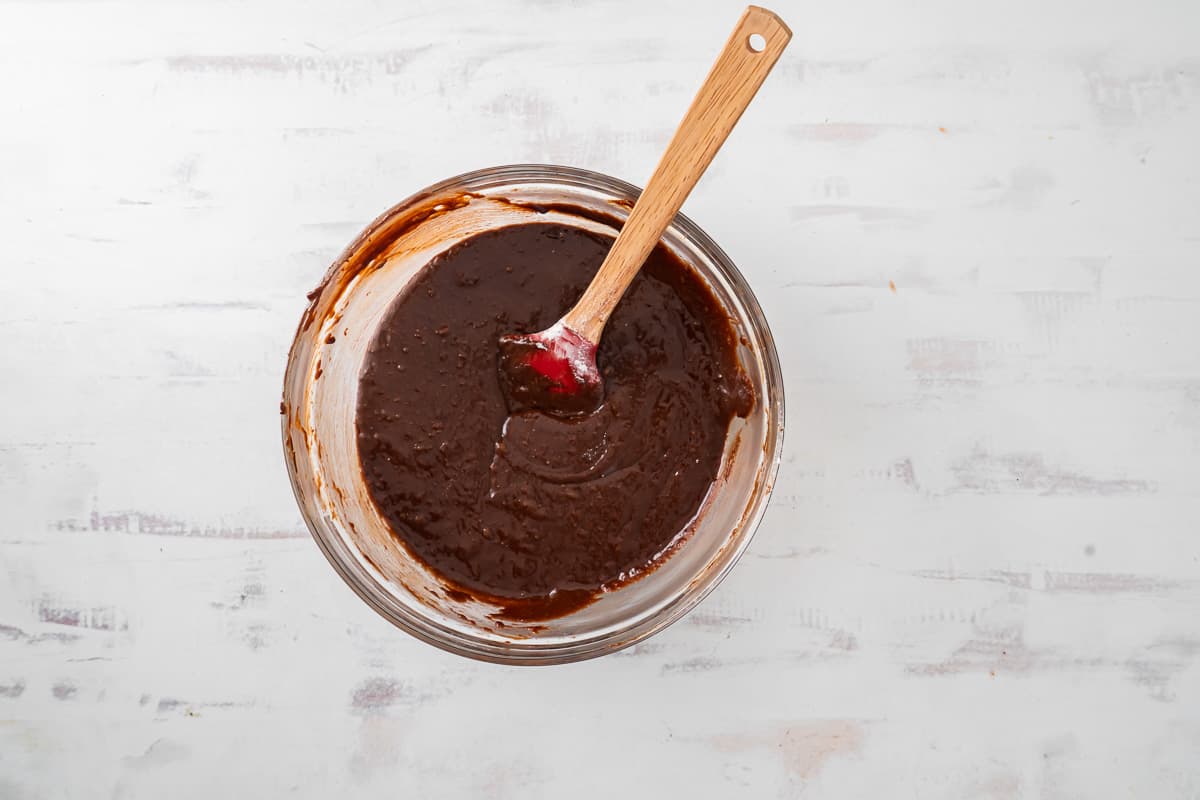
[{"left": 563, "top": 6, "right": 792, "bottom": 342}]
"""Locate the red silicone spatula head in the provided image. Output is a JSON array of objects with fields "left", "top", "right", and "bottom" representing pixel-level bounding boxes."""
[{"left": 497, "top": 322, "right": 604, "bottom": 417}]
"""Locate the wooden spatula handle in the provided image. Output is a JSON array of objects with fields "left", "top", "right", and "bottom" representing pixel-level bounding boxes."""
[{"left": 563, "top": 6, "right": 792, "bottom": 342}]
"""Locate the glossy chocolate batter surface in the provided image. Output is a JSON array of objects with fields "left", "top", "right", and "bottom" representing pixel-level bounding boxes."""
[{"left": 356, "top": 222, "right": 751, "bottom": 619}]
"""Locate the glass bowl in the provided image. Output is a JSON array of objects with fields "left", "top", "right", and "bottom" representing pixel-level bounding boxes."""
[{"left": 281, "top": 165, "right": 784, "bottom": 664}]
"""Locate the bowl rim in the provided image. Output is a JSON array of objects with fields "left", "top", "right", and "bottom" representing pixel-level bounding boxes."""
[{"left": 282, "top": 163, "right": 786, "bottom": 665}]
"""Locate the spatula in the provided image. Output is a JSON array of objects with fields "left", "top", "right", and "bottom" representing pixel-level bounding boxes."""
[{"left": 498, "top": 6, "right": 791, "bottom": 416}]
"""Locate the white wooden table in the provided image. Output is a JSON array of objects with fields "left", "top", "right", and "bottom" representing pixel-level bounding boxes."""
[{"left": 3, "top": 1, "right": 1198, "bottom": 796}]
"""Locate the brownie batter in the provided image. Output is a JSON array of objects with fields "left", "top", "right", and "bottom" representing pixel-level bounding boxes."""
[{"left": 355, "top": 222, "right": 752, "bottom": 620}]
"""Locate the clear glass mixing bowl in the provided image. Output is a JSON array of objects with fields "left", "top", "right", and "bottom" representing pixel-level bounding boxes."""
[{"left": 281, "top": 165, "right": 784, "bottom": 664}]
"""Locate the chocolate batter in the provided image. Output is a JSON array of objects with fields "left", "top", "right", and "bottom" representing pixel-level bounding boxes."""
[{"left": 356, "top": 222, "right": 752, "bottom": 620}]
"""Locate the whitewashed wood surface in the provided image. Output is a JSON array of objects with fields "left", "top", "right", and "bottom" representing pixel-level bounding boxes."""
[{"left": 3, "top": 0, "right": 1199, "bottom": 796}]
